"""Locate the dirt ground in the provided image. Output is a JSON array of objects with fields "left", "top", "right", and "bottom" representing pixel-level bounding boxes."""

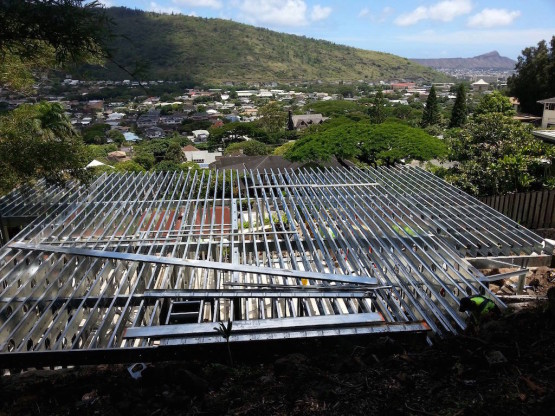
[{"left": 1, "top": 269, "right": 554, "bottom": 416}]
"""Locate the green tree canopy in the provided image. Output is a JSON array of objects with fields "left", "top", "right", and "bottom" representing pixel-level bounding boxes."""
[
  {"left": 446, "top": 113, "right": 554, "bottom": 196},
  {"left": 134, "top": 138, "right": 176, "bottom": 163},
  {"left": 153, "top": 160, "right": 185, "bottom": 172},
  {"left": 474, "top": 91, "right": 515, "bottom": 116},
  {"left": 164, "top": 142, "right": 185, "bottom": 163},
  {"left": 273, "top": 141, "right": 295, "bottom": 156},
  {"left": 0, "top": 1, "right": 110, "bottom": 93},
  {"left": 421, "top": 86, "right": 441, "bottom": 127},
  {"left": 303, "top": 100, "right": 364, "bottom": 117},
  {"left": 0, "top": 102, "right": 89, "bottom": 193},
  {"left": 257, "top": 102, "right": 286, "bottom": 134},
  {"left": 82, "top": 123, "right": 110, "bottom": 144},
  {"left": 114, "top": 160, "right": 145, "bottom": 173},
  {"left": 368, "top": 89, "right": 387, "bottom": 124},
  {"left": 107, "top": 129, "right": 125, "bottom": 146},
  {"left": 0, "top": 1, "right": 111, "bottom": 194},
  {"left": 286, "top": 121, "right": 447, "bottom": 166},
  {"left": 508, "top": 36, "right": 555, "bottom": 115},
  {"left": 224, "top": 140, "right": 270, "bottom": 156},
  {"left": 209, "top": 122, "right": 269, "bottom": 147},
  {"left": 449, "top": 84, "right": 467, "bottom": 128},
  {"left": 133, "top": 153, "right": 156, "bottom": 170}
]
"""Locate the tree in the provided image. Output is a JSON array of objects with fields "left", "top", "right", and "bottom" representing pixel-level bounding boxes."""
[
  {"left": 114, "top": 160, "right": 145, "bottom": 173},
  {"left": 508, "top": 36, "right": 555, "bottom": 115},
  {"left": 0, "top": 1, "right": 111, "bottom": 194},
  {"left": 449, "top": 84, "right": 467, "bottom": 128},
  {"left": 82, "top": 123, "right": 110, "bottom": 144},
  {"left": 0, "top": 103, "right": 89, "bottom": 194},
  {"left": 273, "top": 141, "right": 295, "bottom": 156},
  {"left": 446, "top": 114, "right": 554, "bottom": 196},
  {"left": 286, "top": 121, "right": 447, "bottom": 166},
  {"left": 153, "top": 160, "right": 184, "bottom": 172},
  {"left": 208, "top": 122, "right": 269, "bottom": 148},
  {"left": 164, "top": 142, "right": 185, "bottom": 163},
  {"left": 0, "top": 1, "right": 110, "bottom": 93},
  {"left": 257, "top": 102, "right": 286, "bottom": 134},
  {"left": 108, "top": 129, "right": 125, "bottom": 146},
  {"left": 133, "top": 153, "right": 156, "bottom": 170},
  {"left": 474, "top": 91, "right": 515, "bottom": 116},
  {"left": 421, "top": 86, "right": 441, "bottom": 127},
  {"left": 224, "top": 140, "right": 270, "bottom": 156},
  {"left": 368, "top": 89, "right": 386, "bottom": 124}
]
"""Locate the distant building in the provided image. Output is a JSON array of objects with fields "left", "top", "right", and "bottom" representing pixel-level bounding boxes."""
[
  {"left": 471, "top": 79, "right": 489, "bottom": 92},
  {"left": 538, "top": 97, "right": 555, "bottom": 128},
  {"left": 85, "top": 100, "right": 104, "bottom": 111},
  {"left": 107, "top": 151, "right": 130, "bottom": 163},
  {"left": 391, "top": 82, "right": 416, "bottom": 90},
  {"left": 136, "top": 109, "right": 160, "bottom": 128},
  {"left": 182, "top": 145, "right": 221, "bottom": 168},
  {"left": 159, "top": 113, "right": 186, "bottom": 125},
  {"left": 192, "top": 129, "right": 210, "bottom": 142},
  {"left": 288, "top": 112, "right": 328, "bottom": 130},
  {"left": 144, "top": 126, "right": 165, "bottom": 139},
  {"left": 225, "top": 115, "right": 241, "bottom": 123}
]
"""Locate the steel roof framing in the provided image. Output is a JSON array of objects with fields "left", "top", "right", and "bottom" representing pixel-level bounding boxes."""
[{"left": 0, "top": 167, "right": 550, "bottom": 367}]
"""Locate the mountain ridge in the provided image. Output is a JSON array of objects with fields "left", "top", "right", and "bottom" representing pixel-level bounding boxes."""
[
  {"left": 410, "top": 51, "right": 516, "bottom": 70},
  {"left": 79, "top": 7, "right": 450, "bottom": 84}
]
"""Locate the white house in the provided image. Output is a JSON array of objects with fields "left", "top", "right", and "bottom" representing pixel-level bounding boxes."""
[
  {"left": 538, "top": 97, "right": 555, "bottom": 128},
  {"left": 182, "top": 145, "right": 222, "bottom": 168}
]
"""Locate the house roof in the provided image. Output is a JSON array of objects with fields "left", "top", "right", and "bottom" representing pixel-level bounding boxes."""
[
  {"left": 86, "top": 159, "right": 109, "bottom": 168},
  {"left": 182, "top": 145, "right": 200, "bottom": 152},
  {"left": 472, "top": 79, "right": 489, "bottom": 85},
  {"left": 538, "top": 97, "right": 555, "bottom": 104},
  {"left": 291, "top": 114, "right": 328, "bottom": 128},
  {"left": 107, "top": 151, "right": 127, "bottom": 158},
  {"left": 532, "top": 129, "right": 555, "bottom": 144}
]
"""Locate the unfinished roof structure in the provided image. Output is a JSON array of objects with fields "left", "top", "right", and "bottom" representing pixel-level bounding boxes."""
[{"left": 0, "top": 167, "right": 551, "bottom": 367}]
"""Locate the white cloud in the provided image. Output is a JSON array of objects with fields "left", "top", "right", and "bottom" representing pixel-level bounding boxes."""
[
  {"left": 467, "top": 9, "right": 521, "bottom": 28},
  {"left": 172, "top": 0, "right": 223, "bottom": 9},
  {"left": 359, "top": 6, "right": 394, "bottom": 23},
  {"left": 238, "top": 0, "right": 308, "bottom": 27},
  {"left": 97, "top": 0, "right": 113, "bottom": 6},
  {"left": 395, "top": 0, "right": 472, "bottom": 26},
  {"left": 311, "top": 5, "right": 332, "bottom": 22},
  {"left": 149, "top": 2, "right": 183, "bottom": 14}
]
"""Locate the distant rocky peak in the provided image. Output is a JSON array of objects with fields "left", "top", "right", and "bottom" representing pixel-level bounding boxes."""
[
  {"left": 411, "top": 51, "right": 516, "bottom": 70},
  {"left": 475, "top": 51, "right": 500, "bottom": 59}
]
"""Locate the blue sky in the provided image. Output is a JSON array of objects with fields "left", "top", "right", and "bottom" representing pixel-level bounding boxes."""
[{"left": 98, "top": 0, "right": 555, "bottom": 59}]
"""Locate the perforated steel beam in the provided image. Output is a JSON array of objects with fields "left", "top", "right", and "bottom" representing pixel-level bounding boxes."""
[{"left": 0, "top": 167, "right": 549, "bottom": 367}]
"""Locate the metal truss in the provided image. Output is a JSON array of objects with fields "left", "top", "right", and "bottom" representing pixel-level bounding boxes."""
[{"left": 0, "top": 167, "right": 551, "bottom": 366}]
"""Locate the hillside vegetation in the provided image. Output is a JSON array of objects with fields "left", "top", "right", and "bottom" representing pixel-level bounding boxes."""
[{"left": 81, "top": 7, "right": 449, "bottom": 84}]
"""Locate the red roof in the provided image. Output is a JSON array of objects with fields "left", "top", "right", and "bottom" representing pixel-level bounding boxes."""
[{"left": 182, "top": 145, "right": 200, "bottom": 152}]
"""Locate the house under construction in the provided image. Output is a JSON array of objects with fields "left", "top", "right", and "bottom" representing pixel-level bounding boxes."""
[{"left": 0, "top": 167, "right": 551, "bottom": 367}]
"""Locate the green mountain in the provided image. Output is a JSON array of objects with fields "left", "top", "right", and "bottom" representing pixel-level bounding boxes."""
[{"left": 84, "top": 7, "right": 449, "bottom": 84}]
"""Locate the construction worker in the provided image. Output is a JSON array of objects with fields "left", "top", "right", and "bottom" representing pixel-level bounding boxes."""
[{"left": 459, "top": 295, "right": 500, "bottom": 323}]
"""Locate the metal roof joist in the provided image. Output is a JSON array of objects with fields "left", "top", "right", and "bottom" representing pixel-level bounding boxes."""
[{"left": 0, "top": 167, "right": 550, "bottom": 366}]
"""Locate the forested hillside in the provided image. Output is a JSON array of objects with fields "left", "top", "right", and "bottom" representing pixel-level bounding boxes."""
[{"left": 79, "top": 7, "right": 448, "bottom": 84}]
